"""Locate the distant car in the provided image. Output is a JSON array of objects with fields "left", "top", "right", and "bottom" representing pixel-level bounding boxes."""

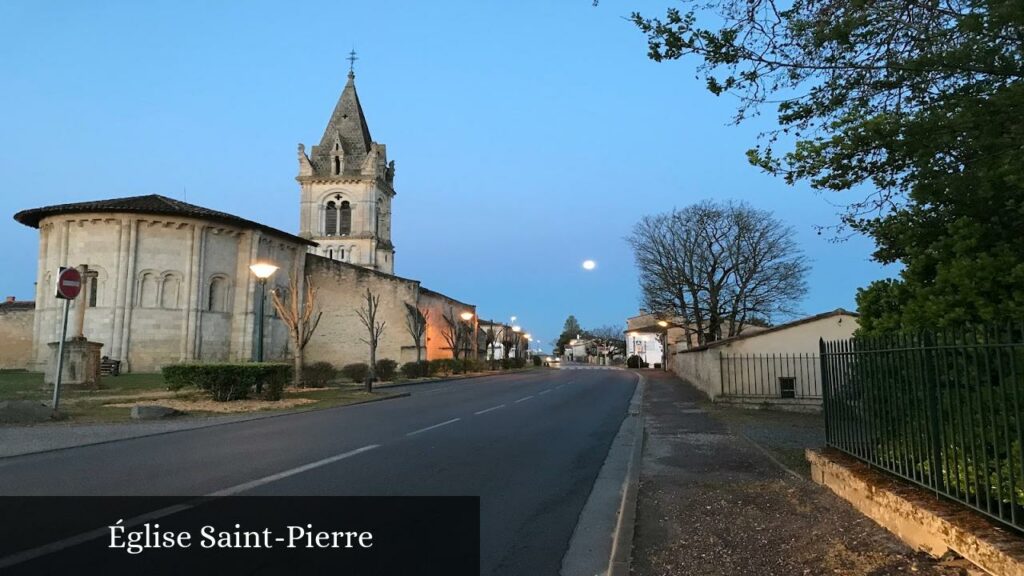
[{"left": 543, "top": 356, "right": 561, "bottom": 367}]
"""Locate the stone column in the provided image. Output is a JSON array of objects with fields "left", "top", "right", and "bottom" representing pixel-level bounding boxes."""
[{"left": 73, "top": 264, "right": 89, "bottom": 339}]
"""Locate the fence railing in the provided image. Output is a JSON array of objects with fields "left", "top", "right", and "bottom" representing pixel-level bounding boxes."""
[
  {"left": 720, "top": 353, "right": 822, "bottom": 399},
  {"left": 821, "top": 327, "right": 1024, "bottom": 533}
]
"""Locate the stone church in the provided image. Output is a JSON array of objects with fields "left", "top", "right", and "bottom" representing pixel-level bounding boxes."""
[{"left": 3, "top": 68, "right": 476, "bottom": 373}]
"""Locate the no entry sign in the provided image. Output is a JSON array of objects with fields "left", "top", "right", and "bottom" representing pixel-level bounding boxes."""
[{"left": 55, "top": 267, "right": 82, "bottom": 300}]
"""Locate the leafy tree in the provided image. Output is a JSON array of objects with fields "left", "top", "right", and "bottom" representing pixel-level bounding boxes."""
[
  {"left": 629, "top": 200, "right": 808, "bottom": 344},
  {"left": 555, "top": 315, "right": 583, "bottom": 355},
  {"left": 631, "top": 1, "right": 1024, "bottom": 332}
]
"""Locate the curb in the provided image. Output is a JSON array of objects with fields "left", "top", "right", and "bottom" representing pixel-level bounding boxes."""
[
  {"left": 608, "top": 374, "right": 645, "bottom": 576},
  {"left": 375, "top": 368, "right": 537, "bottom": 390},
  {"left": 560, "top": 372, "right": 646, "bottom": 576},
  {"left": 0, "top": 392, "right": 410, "bottom": 460}
]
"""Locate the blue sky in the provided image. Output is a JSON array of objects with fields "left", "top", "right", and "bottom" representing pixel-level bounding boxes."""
[{"left": 0, "top": 0, "right": 893, "bottom": 351}]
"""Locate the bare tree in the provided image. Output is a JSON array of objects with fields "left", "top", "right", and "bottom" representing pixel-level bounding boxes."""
[
  {"left": 440, "top": 306, "right": 472, "bottom": 372},
  {"left": 586, "top": 325, "right": 626, "bottom": 361},
  {"left": 481, "top": 324, "right": 497, "bottom": 369},
  {"left": 499, "top": 326, "right": 517, "bottom": 363},
  {"left": 356, "top": 288, "right": 386, "bottom": 392},
  {"left": 270, "top": 273, "right": 323, "bottom": 387},
  {"left": 404, "top": 303, "right": 429, "bottom": 363},
  {"left": 628, "top": 200, "right": 808, "bottom": 345}
]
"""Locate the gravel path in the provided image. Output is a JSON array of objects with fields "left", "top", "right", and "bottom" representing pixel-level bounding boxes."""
[{"left": 630, "top": 371, "right": 970, "bottom": 576}]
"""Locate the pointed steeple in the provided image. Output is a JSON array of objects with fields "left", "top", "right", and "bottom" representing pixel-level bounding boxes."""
[{"left": 318, "top": 70, "right": 372, "bottom": 157}]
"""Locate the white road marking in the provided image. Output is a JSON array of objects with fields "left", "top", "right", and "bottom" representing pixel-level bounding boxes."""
[
  {"left": 0, "top": 444, "right": 382, "bottom": 569},
  {"left": 210, "top": 444, "right": 381, "bottom": 496},
  {"left": 406, "top": 418, "right": 461, "bottom": 436},
  {"left": 514, "top": 395, "right": 534, "bottom": 403},
  {"left": 539, "top": 389, "right": 551, "bottom": 395},
  {"left": 474, "top": 404, "right": 506, "bottom": 415}
]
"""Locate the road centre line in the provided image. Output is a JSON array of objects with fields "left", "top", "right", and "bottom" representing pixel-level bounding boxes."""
[
  {"left": 0, "top": 444, "right": 382, "bottom": 569},
  {"left": 514, "top": 395, "right": 534, "bottom": 403},
  {"left": 406, "top": 418, "right": 461, "bottom": 436},
  {"left": 539, "top": 389, "right": 551, "bottom": 395},
  {"left": 474, "top": 404, "right": 506, "bottom": 415},
  {"left": 210, "top": 444, "right": 381, "bottom": 496}
]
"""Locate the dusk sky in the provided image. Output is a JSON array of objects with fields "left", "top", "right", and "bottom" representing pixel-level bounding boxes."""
[{"left": 0, "top": 0, "right": 893, "bottom": 351}]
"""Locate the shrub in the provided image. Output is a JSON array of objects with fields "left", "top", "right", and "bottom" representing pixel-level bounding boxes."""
[
  {"left": 341, "top": 363, "right": 370, "bottom": 383},
  {"left": 375, "top": 359, "right": 398, "bottom": 381},
  {"left": 627, "top": 355, "right": 641, "bottom": 369},
  {"left": 400, "top": 360, "right": 430, "bottom": 379},
  {"left": 512, "top": 357, "right": 527, "bottom": 369},
  {"left": 429, "top": 358, "right": 455, "bottom": 376},
  {"left": 532, "top": 356, "right": 542, "bottom": 367},
  {"left": 500, "top": 358, "right": 511, "bottom": 370},
  {"left": 302, "top": 361, "right": 337, "bottom": 388},
  {"left": 161, "top": 363, "right": 292, "bottom": 402}
]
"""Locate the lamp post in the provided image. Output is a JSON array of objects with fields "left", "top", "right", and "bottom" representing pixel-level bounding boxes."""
[
  {"left": 249, "top": 262, "right": 279, "bottom": 362},
  {"left": 657, "top": 320, "right": 670, "bottom": 371},
  {"left": 511, "top": 324, "right": 521, "bottom": 359},
  {"left": 460, "top": 311, "right": 474, "bottom": 368}
]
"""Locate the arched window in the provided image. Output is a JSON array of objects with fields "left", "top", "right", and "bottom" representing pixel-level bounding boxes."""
[
  {"left": 139, "top": 272, "right": 159, "bottom": 308},
  {"left": 339, "top": 201, "right": 351, "bottom": 235},
  {"left": 87, "top": 276, "right": 98, "bottom": 307},
  {"left": 333, "top": 156, "right": 341, "bottom": 175},
  {"left": 207, "top": 276, "right": 229, "bottom": 312},
  {"left": 328, "top": 248, "right": 334, "bottom": 260},
  {"left": 161, "top": 273, "right": 181, "bottom": 309},
  {"left": 339, "top": 248, "right": 345, "bottom": 260},
  {"left": 376, "top": 199, "right": 384, "bottom": 235},
  {"left": 325, "top": 201, "right": 338, "bottom": 236}
]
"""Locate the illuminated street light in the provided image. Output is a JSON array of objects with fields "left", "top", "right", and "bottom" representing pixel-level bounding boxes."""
[
  {"left": 460, "top": 311, "right": 474, "bottom": 321},
  {"left": 582, "top": 260, "right": 596, "bottom": 270},
  {"left": 248, "top": 262, "right": 279, "bottom": 362}
]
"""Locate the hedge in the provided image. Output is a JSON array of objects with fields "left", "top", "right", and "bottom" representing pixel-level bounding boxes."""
[
  {"left": 341, "top": 362, "right": 370, "bottom": 383},
  {"left": 302, "top": 361, "right": 337, "bottom": 387},
  {"left": 162, "top": 363, "right": 291, "bottom": 401},
  {"left": 375, "top": 359, "right": 398, "bottom": 382}
]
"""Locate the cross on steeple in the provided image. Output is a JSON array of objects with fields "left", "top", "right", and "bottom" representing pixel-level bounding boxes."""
[{"left": 347, "top": 49, "right": 358, "bottom": 77}]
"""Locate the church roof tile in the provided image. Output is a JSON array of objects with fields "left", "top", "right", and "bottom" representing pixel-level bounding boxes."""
[{"left": 13, "top": 194, "right": 317, "bottom": 246}]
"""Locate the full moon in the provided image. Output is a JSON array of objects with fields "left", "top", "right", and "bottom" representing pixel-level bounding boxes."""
[{"left": 582, "top": 260, "right": 596, "bottom": 270}]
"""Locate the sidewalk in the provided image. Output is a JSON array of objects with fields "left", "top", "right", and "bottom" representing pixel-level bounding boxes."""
[{"left": 630, "top": 371, "right": 966, "bottom": 576}]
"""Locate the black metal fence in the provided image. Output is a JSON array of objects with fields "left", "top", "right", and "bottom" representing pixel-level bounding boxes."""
[
  {"left": 821, "top": 327, "right": 1024, "bottom": 532},
  {"left": 720, "top": 353, "right": 822, "bottom": 399}
]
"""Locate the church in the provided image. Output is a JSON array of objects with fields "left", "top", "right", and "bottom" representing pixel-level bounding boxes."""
[{"left": 2, "top": 65, "right": 479, "bottom": 373}]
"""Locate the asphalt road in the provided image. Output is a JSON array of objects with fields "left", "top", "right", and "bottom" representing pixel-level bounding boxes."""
[{"left": 0, "top": 368, "right": 637, "bottom": 576}]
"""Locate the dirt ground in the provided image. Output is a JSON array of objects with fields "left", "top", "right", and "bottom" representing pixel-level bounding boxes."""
[{"left": 630, "top": 371, "right": 974, "bottom": 576}]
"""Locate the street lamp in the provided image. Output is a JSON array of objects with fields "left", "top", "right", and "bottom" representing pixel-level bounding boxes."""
[
  {"left": 511, "top": 325, "right": 521, "bottom": 359},
  {"left": 656, "top": 320, "right": 670, "bottom": 371},
  {"left": 460, "top": 311, "right": 475, "bottom": 366},
  {"left": 249, "top": 262, "right": 279, "bottom": 362}
]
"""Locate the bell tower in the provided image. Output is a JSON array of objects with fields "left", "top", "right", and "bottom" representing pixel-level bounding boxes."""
[{"left": 297, "top": 53, "right": 396, "bottom": 274}]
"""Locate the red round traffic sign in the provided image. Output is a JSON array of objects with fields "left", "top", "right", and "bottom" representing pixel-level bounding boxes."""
[{"left": 56, "top": 267, "right": 82, "bottom": 300}]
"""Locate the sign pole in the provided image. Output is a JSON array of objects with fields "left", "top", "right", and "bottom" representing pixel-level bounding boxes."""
[
  {"left": 52, "top": 298, "right": 71, "bottom": 412},
  {"left": 52, "top": 265, "right": 83, "bottom": 413}
]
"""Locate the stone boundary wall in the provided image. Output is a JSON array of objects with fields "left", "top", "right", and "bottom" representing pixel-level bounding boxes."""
[
  {"left": 807, "top": 447, "right": 1024, "bottom": 576},
  {"left": 669, "top": 348, "right": 722, "bottom": 399},
  {"left": 0, "top": 302, "right": 35, "bottom": 369}
]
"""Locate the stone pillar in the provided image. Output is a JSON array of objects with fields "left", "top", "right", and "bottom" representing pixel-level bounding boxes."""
[
  {"left": 45, "top": 339, "right": 103, "bottom": 388},
  {"left": 73, "top": 264, "right": 89, "bottom": 338}
]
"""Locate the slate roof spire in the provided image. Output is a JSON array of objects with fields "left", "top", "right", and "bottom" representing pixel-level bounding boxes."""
[{"left": 317, "top": 62, "right": 372, "bottom": 158}]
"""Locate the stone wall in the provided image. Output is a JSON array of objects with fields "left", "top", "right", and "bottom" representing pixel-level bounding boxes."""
[
  {"left": 29, "top": 213, "right": 304, "bottom": 372},
  {"left": 303, "top": 254, "right": 419, "bottom": 368},
  {"left": 0, "top": 301, "right": 35, "bottom": 369},
  {"left": 418, "top": 288, "right": 475, "bottom": 362}
]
